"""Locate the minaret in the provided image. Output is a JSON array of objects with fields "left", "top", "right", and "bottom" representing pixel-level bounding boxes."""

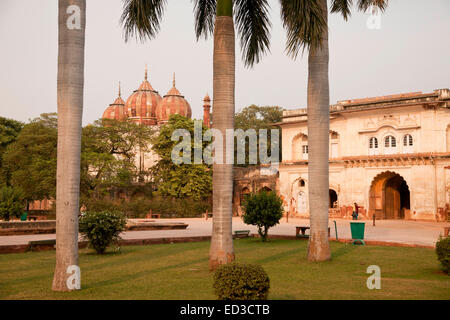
[{"left": 203, "top": 93, "right": 211, "bottom": 128}]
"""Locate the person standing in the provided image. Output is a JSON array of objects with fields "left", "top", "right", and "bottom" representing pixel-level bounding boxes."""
[{"left": 352, "top": 202, "right": 359, "bottom": 220}]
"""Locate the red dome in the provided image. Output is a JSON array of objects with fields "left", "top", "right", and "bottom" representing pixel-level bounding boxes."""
[
  {"left": 125, "top": 67, "right": 162, "bottom": 125},
  {"left": 102, "top": 84, "right": 127, "bottom": 121},
  {"left": 156, "top": 74, "right": 192, "bottom": 124}
]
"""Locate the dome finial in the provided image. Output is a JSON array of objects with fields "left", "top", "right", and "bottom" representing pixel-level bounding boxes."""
[
  {"left": 118, "top": 81, "right": 121, "bottom": 98},
  {"left": 145, "top": 64, "right": 148, "bottom": 81},
  {"left": 173, "top": 72, "right": 176, "bottom": 88}
]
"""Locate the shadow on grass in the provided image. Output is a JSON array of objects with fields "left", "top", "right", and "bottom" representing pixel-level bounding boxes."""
[
  {"left": 80, "top": 243, "right": 205, "bottom": 272},
  {"left": 82, "top": 256, "right": 209, "bottom": 290},
  {"left": 331, "top": 243, "right": 356, "bottom": 259},
  {"left": 254, "top": 248, "right": 301, "bottom": 265}
]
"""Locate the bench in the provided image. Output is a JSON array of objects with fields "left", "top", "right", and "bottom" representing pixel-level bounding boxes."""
[
  {"left": 28, "top": 239, "right": 56, "bottom": 251},
  {"left": 296, "top": 226, "right": 331, "bottom": 238},
  {"left": 234, "top": 230, "right": 250, "bottom": 238}
]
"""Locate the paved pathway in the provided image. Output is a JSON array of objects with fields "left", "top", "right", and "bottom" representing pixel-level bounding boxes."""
[{"left": 0, "top": 218, "right": 447, "bottom": 248}]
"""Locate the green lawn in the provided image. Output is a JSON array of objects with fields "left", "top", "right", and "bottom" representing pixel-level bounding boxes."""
[{"left": 0, "top": 239, "right": 448, "bottom": 300}]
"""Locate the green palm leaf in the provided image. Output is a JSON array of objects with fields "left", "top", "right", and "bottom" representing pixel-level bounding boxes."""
[
  {"left": 279, "top": 0, "right": 327, "bottom": 57},
  {"left": 331, "top": 0, "right": 388, "bottom": 20},
  {"left": 120, "top": 0, "right": 168, "bottom": 42},
  {"left": 234, "top": 0, "right": 272, "bottom": 67},
  {"left": 193, "top": 0, "right": 216, "bottom": 40}
]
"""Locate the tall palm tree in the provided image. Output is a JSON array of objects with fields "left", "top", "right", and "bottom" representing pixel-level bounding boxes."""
[
  {"left": 52, "top": 0, "right": 86, "bottom": 291},
  {"left": 280, "top": 0, "right": 388, "bottom": 262},
  {"left": 121, "top": 0, "right": 271, "bottom": 270}
]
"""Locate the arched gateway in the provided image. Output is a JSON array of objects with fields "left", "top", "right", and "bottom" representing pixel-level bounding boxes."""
[{"left": 369, "top": 171, "right": 410, "bottom": 219}]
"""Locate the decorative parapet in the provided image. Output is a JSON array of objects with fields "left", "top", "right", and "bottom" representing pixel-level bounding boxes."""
[
  {"left": 279, "top": 88, "right": 450, "bottom": 125},
  {"left": 341, "top": 152, "right": 450, "bottom": 168},
  {"left": 281, "top": 152, "right": 450, "bottom": 168}
]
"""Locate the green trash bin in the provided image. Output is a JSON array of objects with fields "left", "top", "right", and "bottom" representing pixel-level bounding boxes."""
[
  {"left": 350, "top": 222, "right": 365, "bottom": 245},
  {"left": 20, "top": 212, "right": 28, "bottom": 221}
]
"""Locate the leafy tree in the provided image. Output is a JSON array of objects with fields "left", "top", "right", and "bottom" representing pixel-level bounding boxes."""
[
  {"left": 0, "top": 117, "right": 24, "bottom": 185},
  {"left": 242, "top": 190, "right": 283, "bottom": 242},
  {"left": 2, "top": 114, "right": 58, "bottom": 203},
  {"left": 80, "top": 118, "right": 155, "bottom": 203},
  {"left": 151, "top": 114, "right": 212, "bottom": 201},
  {"left": 234, "top": 105, "right": 283, "bottom": 166},
  {"left": 0, "top": 186, "right": 25, "bottom": 221}
]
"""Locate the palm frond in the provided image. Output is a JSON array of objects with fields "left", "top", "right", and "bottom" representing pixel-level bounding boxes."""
[
  {"left": 357, "top": 0, "right": 389, "bottom": 13},
  {"left": 331, "top": 0, "right": 353, "bottom": 20},
  {"left": 192, "top": 0, "right": 216, "bottom": 40},
  {"left": 234, "top": 0, "right": 272, "bottom": 67},
  {"left": 280, "top": 0, "right": 327, "bottom": 58},
  {"left": 120, "top": 0, "right": 167, "bottom": 42}
]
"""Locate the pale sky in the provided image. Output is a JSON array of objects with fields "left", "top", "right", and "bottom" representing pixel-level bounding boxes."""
[{"left": 0, "top": 0, "right": 449, "bottom": 125}]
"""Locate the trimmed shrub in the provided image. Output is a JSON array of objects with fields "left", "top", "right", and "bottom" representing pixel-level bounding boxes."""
[
  {"left": 0, "top": 186, "right": 25, "bottom": 221},
  {"left": 213, "top": 263, "right": 270, "bottom": 300},
  {"left": 79, "top": 211, "right": 127, "bottom": 254},
  {"left": 242, "top": 191, "right": 283, "bottom": 241},
  {"left": 435, "top": 236, "right": 450, "bottom": 274}
]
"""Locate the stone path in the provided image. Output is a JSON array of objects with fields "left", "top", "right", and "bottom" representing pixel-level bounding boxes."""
[{"left": 0, "top": 218, "right": 447, "bottom": 248}]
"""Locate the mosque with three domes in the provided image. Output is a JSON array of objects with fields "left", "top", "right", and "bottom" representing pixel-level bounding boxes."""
[
  {"left": 101, "top": 66, "right": 211, "bottom": 173},
  {"left": 102, "top": 66, "right": 211, "bottom": 128}
]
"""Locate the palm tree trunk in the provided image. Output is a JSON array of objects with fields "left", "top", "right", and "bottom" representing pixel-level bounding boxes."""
[
  {"left": 52, "top": 0, "right": 86, "bottom": 291},
  {"left": 307, "top": 0, "right": 331, "bottom": 262},
  {"left": 209, "top": 0, "right": 235, "bottom": 271}
]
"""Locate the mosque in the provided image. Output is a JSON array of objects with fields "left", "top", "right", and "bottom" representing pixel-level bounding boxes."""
[
  {"left": 101, "top": 66, "right": 211, "bottom": 172},
  {"left": 102, "top": 66, "right": 211, "bottom": 127}
]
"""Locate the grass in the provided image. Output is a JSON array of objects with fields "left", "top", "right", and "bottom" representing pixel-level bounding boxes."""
[{"left": 0, "top": 238, "right": 448, "bottom": 300}]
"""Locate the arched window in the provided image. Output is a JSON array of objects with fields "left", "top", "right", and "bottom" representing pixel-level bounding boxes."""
[
  {"left": 403, "top": 134, "right": 413, "bottom": 146},
  {"left": 292, "top": 134, "right": 308, "bottom": 161},
  {"left": 240, "top": 187, "right": 250, "bottom": 206},
  {"left": 299, "top": 179, "right": 305, "bottom": 187},
  {"left": 302, "top": 145, "right": 309, "bottom": 160},
  {"left": 403, "top": 134, "right": 413, "bottom": 153},
  {"left": 369, "top": 137, "right": 379, "bottom": 155},
  {"left": 330, "top": 131, "right": 339, "bottom": 158},
  {"left": 384, "top": 135, "right": 397, "bottom": 154},
  {"left": 331, "top": 132, "right": 339, "bottom": 140}
]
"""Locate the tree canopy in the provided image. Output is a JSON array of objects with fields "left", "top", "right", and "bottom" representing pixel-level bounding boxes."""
[
  {"left": 2, "top": 114, "right": 57, "bottom": 201},
  {"left": 151, "top": 114, "right": 212, "bottom": 200},
  {"left": 0, "top": 115, "right": 156, "bottom": 206},
  {"left": 234, "top": 105, "right": 283, "bottom": 166},
  {"left": 80, "top": 118, "right": 155, "bottom": 203},
  {"left": 0, "top": 116, "right": 24, "bottom": 186}
]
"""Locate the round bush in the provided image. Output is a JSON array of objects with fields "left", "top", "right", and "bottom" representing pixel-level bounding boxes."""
[
  {"left": 435, "top": 236, "right": 450, "bottom": 274},
  {"left": 213, "top": 263, "right": 270, "bottom": 300},
  {"left": 79, "top": 211, "right": 127, "bottom": 254}
]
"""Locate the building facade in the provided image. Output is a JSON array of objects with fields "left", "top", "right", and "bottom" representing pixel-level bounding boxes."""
[{"left": 277, "top": 89, "right": 450, "bottom": 221}]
